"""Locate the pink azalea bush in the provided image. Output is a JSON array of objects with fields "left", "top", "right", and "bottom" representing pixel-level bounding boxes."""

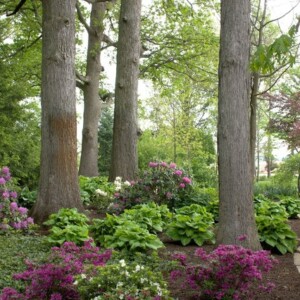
[
  {"left": 0, "top": 240, "right": 112, "bottom": 300},
  {"left": 108, "top": 161, "right": 193, "bottom": 214},
  {"left": 170, "top": 245, "right": 277, "bottom": 300},
  {"left": 0, "top": 167, "right": 34, "bottom": 232}
]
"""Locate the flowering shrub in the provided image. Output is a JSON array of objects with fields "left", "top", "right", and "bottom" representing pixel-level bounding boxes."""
[
  {"left": 107, "top": 162, "right": 193, "bottom": 214},
  {"left": 79, "top": 176, "right": 114, "bottom": 209},
  {"left": 0, "top": 167, "right": 34, "bottom": 232},
  {"left": 0, "top": 240, "right": 112, "bottom": 300},
  {"left": 170, "top": 245, "right": 277, "bottom": 300},
  {"left": 76, "top": 259, "right": 171, "bottom": 300}
]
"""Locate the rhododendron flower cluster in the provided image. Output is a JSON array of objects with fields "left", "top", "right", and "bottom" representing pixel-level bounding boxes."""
[
  {"left": 171, "top": 244, "right": 277, "bottom": 300},
  {"left": 107, "top": 161, "right": 193, "bottom": 214},
  {"left": 0, "top": 240, "right": 112, "bottom": 300},
  {"left": 0, "top": 167, "right": 34, "bottom": 232}
]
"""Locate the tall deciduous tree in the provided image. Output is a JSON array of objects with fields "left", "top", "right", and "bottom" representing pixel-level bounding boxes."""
[
  {"left": 217, "top": 0, "right": 261, "bottom": 249},
  {"left": 109, "top": 0, "right": 142, "bottom": 181},
  {"left": 31, "top": 0, "right": 84, "bottom": 223},
  {"left": 76, "top": 0, "right": 114, "bottom": 177}
]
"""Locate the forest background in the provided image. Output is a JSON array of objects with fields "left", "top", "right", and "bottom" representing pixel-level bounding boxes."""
[{"left": 1, "top": 0, "right": 300, "bottom": 197}]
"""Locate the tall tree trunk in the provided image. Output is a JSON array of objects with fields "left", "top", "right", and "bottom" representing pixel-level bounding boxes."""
[
  {"left": 217, "top": 0, "right": 261, "bottom": 250},
  {"left": 250, "top": 0, "right": 267, "bottom": 179},
  {"left": 79, "top": 2, "right": 106, "bottom": 177},
  {"left": 109, "top": 0, "right": 141, "bottom": 181},
  {"left": 31, "top": 0, "right": 83, "bottom": 224}
]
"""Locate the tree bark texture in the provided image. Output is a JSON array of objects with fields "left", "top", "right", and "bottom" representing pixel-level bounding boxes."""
[
  {"left": 79, "top": 2, "right": 106, "bottom": 177},
  {"left": 31, "top": 0, "right": 83, "bottom": 224},
  {"left": 217, "top": 0, "right": 261, "bottom": 250},
  {"left": 109, "top": 0, "right": 141, "bottom": 181}
]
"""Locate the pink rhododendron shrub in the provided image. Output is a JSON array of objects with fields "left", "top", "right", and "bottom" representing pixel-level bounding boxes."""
[
  {"left": 171, "top": 245, "right": 277, "bottom": 300},
  {"left": 108, "top": 162, "right": 193, "bottom": 213},
  {"left": 0, "top": 167, "right": 34, "bottom": 232},
  {"left": 0, "top": 240, "right": 112, "bottom": 300}
]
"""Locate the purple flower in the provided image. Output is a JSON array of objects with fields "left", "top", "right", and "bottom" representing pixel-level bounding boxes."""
[
  {"left": 12, "top": 222, "right": 22, "bottom": 230},
  {"left": 179, "top": 183, "right": 185, "bottom": 188},
  {"left": 174, "top": 170, "right": 183, "bottom": 176},
  {"left": 27, "top": 217, "right": 34, "bottom": 224},
  {"left": 149, "top": 162, "right": 158, "bottom": 168},
  {"left": 166, "top": 192, "right": 172, "bottom": 199},
  {"left": 18, "top": 207, "right": 28, "bottom": 215},
  {"left": 10, "top": 202, "right": 19, "bottom": 211},
  {"left": 0, "top": 177, "right": 6, "bottom": 185},
  {"left": 169, "top": 162, "right": 176, "bottom": 169},
  {"left": 2, "top": 191, "right": 10, "bottom": 199},
  {"left": 238, "top": 234, "right": 247, "bottom": 241},
  {"left": 182, "top": 177, "right": 192, "bottom": 184},
  {"left": 10, "top": 191, "right": 18, "bottom": 198},
  {"left": 50, "top": 293, "right": 63, "bottom": 300},
  {"left": 1, "top": 166, "right": 10, "bottom": 175},
  {"left": 160, "top": 162, "right": 168, "bottom": 167}
]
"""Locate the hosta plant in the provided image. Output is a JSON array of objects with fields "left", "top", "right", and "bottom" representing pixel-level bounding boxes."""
[
  {"left": 122, "top": 202, "right": 172, "bottom": 233},
  {"left": 166, "top": 204, "right": 215, "bottom": 246},
  {"left": 44, "top": 208, "right": 90, "bottom": 246},
  {"left": 90, "top": 214, "right": 127, "bottom": 247},
  {"left": 256, "top": 214, "right": 297, "bottom": 254},
  {"left": 279, "top": 196, "right": 300, "bottom": 219},
  {"left": 255, "top": 198, "right": 288, "bottom": 219},
  {"left": 101, "top": 220, "right": 164, "bottom": 252}
]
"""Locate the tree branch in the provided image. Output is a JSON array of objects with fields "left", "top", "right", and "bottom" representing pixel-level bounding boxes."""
[
  {"left": 76, "top": 1, "right": 92, "bottom": 34},
  {"left": 6, "top": 0, "right": 27, "bottom": 16},
  {"left": 76, "top": 80, "right": 85, "bottom": 90},
  {"left": 263, "top": 1, "right": 300, "bottom": 28},
  {"left": 76, "top": 70, "right": 89, "bottom": 84},
  {"left": 257, "top": 66, "right": 290, "bottom": 96}
]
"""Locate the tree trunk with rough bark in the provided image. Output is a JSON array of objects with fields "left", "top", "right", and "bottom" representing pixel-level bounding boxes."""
[
  {"left": 109, "top": 0, "right": 141, "bottom": 181},
  {"left": 31, "top": 0, "right": 83, "bottom": 224},
  {"left": 217, "top": 0, "right": 261, "bottom": 250},
  {"left": 78, "top": 2, "right": 106, "bottom": 177}
]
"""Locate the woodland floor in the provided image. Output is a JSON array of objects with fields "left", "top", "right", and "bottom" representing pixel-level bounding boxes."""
[{"left": 160, "top": 219, "right": 300, "bottom": 300}]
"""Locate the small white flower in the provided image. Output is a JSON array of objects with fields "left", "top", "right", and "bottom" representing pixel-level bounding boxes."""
[
  {"left": 123, "top": 180, "right": 131, "bottom": 186},
  {"left": 95, "top": 189, "right": 108, "bottom": 197},
  {"left": 119, "top": 294, "right": 124, "bottom": 300},
  {"left": 81, "top": 273, "right": 87, "bottom": 279},
  {"left": 125, "top": 271, "right": 130, "bottom": 277},
  {"left": 73, "top": 280, "right": 78, "bottom": 286},
  {"left": 119, "top": 259, "right": 126, "bottom": 267},
  {"left": 135, "top": 265, "right": 141, "bottom": 272},
  {"left": 115, "top": 186, "right": 121, "bottom": 191},
  {"left": 117, "top": 281, "right": 124, "bottom": 287},
  {"left": 140, "top": 277, "right": 147, "bottom": 283}
]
